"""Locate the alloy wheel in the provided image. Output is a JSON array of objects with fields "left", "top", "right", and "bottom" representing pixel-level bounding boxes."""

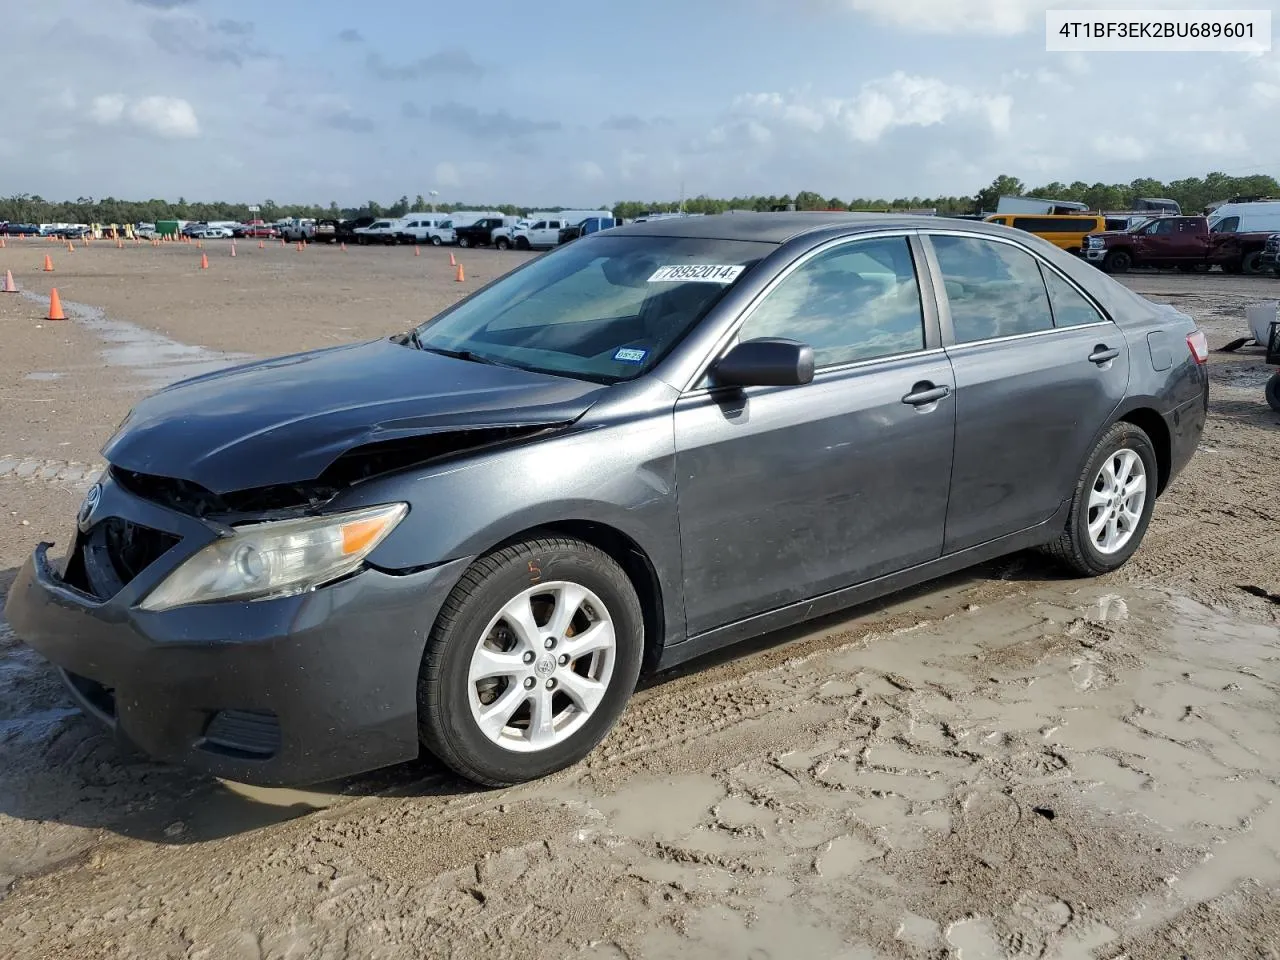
[
  {"left": 467, "top": 581, "right": 616, "bottom": 752},
  {"left": 1088, "top": 448, "right": 1147, "bottom": 554}
]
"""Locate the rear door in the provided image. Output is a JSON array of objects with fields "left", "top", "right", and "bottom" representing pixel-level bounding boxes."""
[
  {"left": 922, "top": 231, "right": 1130, "bottom": 553},
  {"left": 673, "top": 233, "right": 956, "bottom": 635}
]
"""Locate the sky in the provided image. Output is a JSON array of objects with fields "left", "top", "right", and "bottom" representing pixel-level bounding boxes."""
[{"left": 4, "top": 0, "right": 1280, "bottom": 207}]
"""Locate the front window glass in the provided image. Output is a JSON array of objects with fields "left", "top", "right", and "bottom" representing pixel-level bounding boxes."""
[
  {"left": 411, "top": 235, "right": 772, "bottom": 383},
  {"left": 736, "top": 236, "right": 925, "bottom": 367}
]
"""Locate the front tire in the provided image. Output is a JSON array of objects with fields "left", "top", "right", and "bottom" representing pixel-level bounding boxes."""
[
  {"left": 1266, "top": 373, "right": 1280, "bottom": 413},
  {"left": 515, "top": 237, "right": 530, "bottom": 251},
  {"left": 458, "top": 236, "right": 471, "bottom": 248},
  {"left": 430, "top": 235, "right": 442, "bottom": 246},
  {"left": 1102, "top": 250, "right": 1132, "bottom": 274},
  {"left": 1044, "top": 422, "right": 1158, "bottom": 576},
  {"left": 495, "top": 236, "right": 510, "bottom": 250},
  {"left": 418, "top": 535, "right": 644, "bottom": 787},
  {"left": 1241, "top": 251, "right": 1263, "bottom": 275}
]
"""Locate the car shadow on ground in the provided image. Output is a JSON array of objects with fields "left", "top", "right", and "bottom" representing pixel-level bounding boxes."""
[{"left": 0, "top": 550, "right": 1074, "bottom": 852}]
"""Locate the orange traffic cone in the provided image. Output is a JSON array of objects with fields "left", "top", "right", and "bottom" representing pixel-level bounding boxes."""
[
  {"left": 455, "top": 263, "right": 465, "bottom": 282},
  {"left": 2, "top": 270, "right": 17, "bottom": 293},
  {"left": 197, "top": 240, "right": 203, "bottom": 249},
  {"left": 200, "top": 253, "right": 209, "bottom": 270},
  {"left": 340, "top": 242, "right": 346, "bottom": 252},
  {"left": 67, "top": 241, "right": 74, "bottom": 252},
  {"left": 449, "top": 252, "right": 456, "bottom": 266},
  {"left": 0, "top": 237, "right": 6, "bottom": 249},
  {"left": 117, "top": 238, "right": 123, "bottom": 249},
  {"left": 259, "top": 240, "right": 265, "bottom": 249},
  {"left": 414, "top": 245, "right": 420, "bottom": 257},
  {"left": 47, "top": 288, "right": 65, "bottom": 321},
  {"left": 230, "top": 242, "right": 237, "bottom": 258},
  {"left": 297, "top": 241, "right": 304, "bottom": 252},
  {"left": 43, "top": 254, "right": 53, "bottom": 272}
]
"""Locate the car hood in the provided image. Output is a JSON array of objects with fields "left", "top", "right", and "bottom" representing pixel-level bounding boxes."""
[
  {"left": 1088, "top": 231, "right": 1129, "bottom": 242},
  {"left": 103, "top": 338, "right": 607, "bottom": 493}
]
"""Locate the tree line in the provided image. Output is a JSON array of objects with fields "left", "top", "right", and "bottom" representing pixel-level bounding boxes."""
[{"left": 2, "top": 172, "right": 1277, "bottom": 226}]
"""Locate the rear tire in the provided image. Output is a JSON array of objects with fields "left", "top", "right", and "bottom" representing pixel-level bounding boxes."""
[
  {"left": 1043, "top": 421, "right": 1158, "bottom": 576},
  {"left": 418, "top": 535, "right": 644, "bottom": 787},
  {"left": 495, "top": 236, "right": 510, "bottom": 250},
  {"left": 430, "top": 235, "right": 442, "bottom": 246},
  {"left": 1267, "top": 373, "right": 1280, "bottom": 413}
]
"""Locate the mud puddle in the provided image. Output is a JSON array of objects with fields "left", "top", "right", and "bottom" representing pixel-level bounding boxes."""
[{"left": 20, "top": 290, "right": 251, "bottom": 389}]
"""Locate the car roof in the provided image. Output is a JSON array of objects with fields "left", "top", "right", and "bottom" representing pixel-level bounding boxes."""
[{"left": 608, "top": 211, "right": 1017, "bottom": 244}]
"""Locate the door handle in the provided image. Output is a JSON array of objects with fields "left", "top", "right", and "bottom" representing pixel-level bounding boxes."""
[
  {"left": 1089, "top": 345, "right": 1120, "bottom": 364},
  {"left": 901, "top": 383, "right": 951, "bottom": 406}
]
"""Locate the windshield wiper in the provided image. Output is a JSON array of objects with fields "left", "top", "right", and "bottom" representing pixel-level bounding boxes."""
[{"left": 418, "top": 344, "right": 516, "bottom": 368}]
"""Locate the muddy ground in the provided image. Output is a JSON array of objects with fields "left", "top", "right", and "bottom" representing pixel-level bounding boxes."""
[{"left": 0, "top": 237, "right": 1278, "bottom": 959}]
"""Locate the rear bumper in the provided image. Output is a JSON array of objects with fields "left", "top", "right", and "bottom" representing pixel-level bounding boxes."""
[{"left": 3, "top": 476, "right": 470, "bottom": 787}]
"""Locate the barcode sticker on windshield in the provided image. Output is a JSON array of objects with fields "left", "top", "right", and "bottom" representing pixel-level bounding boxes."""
[{"left": 648, "top": 264, "right": 744, "bottom": 284}]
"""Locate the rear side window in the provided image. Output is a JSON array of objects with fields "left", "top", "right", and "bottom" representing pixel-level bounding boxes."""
[
  {"left": 1041, "top": 268, "right": 1106, "bottom": 328},
  {"left": 737, "top": 236, "right": 925, "bottom": 368},
  {"left": 931, "top": 236, "right": 1054, "bottom": 344},
  {"left": 1012, "top": 217, "right": 1099, "bottom": 233}
]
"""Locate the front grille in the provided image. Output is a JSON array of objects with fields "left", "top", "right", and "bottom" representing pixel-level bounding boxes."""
[
  {"left": 200, "top": 710, "right": 281, "bottom": 758},
  {"left": 63, "top": 517, "right": 180, "bottom": 600}
]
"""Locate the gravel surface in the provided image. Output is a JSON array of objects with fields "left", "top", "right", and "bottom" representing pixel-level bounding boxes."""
[{"left": 0, "top": 238, "right": 1278, "bottom": 959}]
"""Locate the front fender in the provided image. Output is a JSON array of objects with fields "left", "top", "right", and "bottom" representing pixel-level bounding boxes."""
[{"left": 339, "top": 415, "right": 687, "bottom": 648}]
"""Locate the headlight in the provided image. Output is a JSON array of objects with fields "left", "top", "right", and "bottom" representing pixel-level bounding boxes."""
[{"left": 138, "top": 502, "right": 408, "bottom": 612}]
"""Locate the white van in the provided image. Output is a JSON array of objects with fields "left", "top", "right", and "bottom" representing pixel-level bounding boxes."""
[{"left": 1208, "top": 201, "right": 1280, "bottom": 234}]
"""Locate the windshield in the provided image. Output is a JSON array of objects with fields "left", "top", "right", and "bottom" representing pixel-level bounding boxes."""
[{"left": 411, "top": 234, "right": 773, "bottom": 383}]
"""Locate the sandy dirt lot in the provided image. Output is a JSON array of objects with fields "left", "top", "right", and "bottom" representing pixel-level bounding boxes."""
[{"left": 0, "top": 237, "right": 1278, "bottom": 959}]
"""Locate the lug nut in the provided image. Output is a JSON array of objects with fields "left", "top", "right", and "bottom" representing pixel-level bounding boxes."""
[
  {"left": 523, "top": 651, "right": 535, "bottom": 664},
  {"left": 524, "top": 677, "right": 535, "bottom": 689},
  {"left": 545, "top": 679, "right": 556, "bottom": 690},
  {"left": 558, "top": 654, "right": 569, "bottom": 666},
  {"left": 544, "top": 637, "right": 556, "bottom": 649}
]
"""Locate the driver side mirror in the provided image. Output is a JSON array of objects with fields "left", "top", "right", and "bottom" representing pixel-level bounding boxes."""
[{"left": 712, "top": 337, "right": 814, "bottom": 388}]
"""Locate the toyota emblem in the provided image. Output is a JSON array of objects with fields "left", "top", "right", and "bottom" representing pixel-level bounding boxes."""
[{"left": 78, "top": 483, "right": 102, "bottom": 527}]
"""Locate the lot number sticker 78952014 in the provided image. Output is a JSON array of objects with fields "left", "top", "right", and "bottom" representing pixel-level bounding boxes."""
[{"left": 648, "top": 264, "right": 745, "bottom": 284}]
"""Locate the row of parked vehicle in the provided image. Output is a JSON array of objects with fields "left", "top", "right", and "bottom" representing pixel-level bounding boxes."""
[
  {"left": 983, "top": 198, "right": 1280, "bottom": 277},
  {"left": 275, "top": 210, "right": 630, "bottom": 250}
]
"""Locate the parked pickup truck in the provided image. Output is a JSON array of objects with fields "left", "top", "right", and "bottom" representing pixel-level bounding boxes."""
[
  {"left": 1083, "top": 215, "right": 1275, "bottom": 275},
  {"left": 453, "top": 217, "right": 509, "bottom": 248},
  {"left": 559, "top": 216, "right": 623, "bottom": 244}
]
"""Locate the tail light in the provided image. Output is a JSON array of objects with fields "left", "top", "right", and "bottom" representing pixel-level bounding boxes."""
[{"left": 1186, "top": 330, "right": 1208, "bottom": 364}]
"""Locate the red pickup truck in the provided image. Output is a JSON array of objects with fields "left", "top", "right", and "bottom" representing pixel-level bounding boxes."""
[{"left": 1083, "top": 215, "right": 1274, "bottom": 274}]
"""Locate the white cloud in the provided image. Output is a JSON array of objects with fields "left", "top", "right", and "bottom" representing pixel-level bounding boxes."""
[
  {"left": 88, "top": 93, "right": 199, "bottom": 138},
  {"left": 572, "top": 160, "right": 606, "bottom": 182},
  {"left": 128, "top": 96, "right": 200, "bottom": 138},
  {"left": 737, "top": 73, "right": 1012, "bottom": 144},
  {"left": 90, "top": 94, "right": 126, "bottom": 124}
]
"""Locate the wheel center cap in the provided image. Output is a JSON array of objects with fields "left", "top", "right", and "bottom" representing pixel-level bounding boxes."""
[{"left": 534, "top": 655, "right": 557, "bottom": 679}]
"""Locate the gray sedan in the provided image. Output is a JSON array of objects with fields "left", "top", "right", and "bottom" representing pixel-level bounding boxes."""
[{"left": 4, "top": 213, "right": 1209, "bottom": 788}]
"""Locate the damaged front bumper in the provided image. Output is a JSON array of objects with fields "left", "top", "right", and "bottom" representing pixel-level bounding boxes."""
[{"left": 2, "top": 470, "right": 470, "bottom": 787}]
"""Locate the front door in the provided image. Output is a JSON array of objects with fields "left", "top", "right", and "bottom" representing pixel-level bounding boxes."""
[
  {"left": 674, "top": 234, "right": 956, "bottom": 637},
  {"left": 924, "top": 232, "right": 1130, "bottom": 553}
]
